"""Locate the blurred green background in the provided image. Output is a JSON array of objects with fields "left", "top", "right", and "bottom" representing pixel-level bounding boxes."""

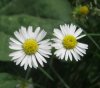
[{"left": 0, "top": 0, "right": 100, "bottom": 88}]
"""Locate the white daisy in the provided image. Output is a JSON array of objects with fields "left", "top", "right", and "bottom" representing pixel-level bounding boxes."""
[
  {"left": 52, "top": 24, "right": 88, "bottom": 61},
  {"left": 9, "top": 26, "right": 52, "bottom": 70}
]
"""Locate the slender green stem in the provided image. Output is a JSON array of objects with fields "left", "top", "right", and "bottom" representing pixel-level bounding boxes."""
[
  {"left": 83, "top": 30, "right": 100, "bottom": 50},
  {"left": 50, "top": 54, "right": 70, "bottom": 88},
  {"left": 87, "top": 34, "right": 100, "bottom": 36},
  {"left": 25, "top": 67, "right": 31, "bottom": 80}
]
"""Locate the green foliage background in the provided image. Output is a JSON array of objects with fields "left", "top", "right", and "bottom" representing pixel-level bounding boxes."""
[{"left": 0, "top": 0, "right": 100, "bottom": 88}]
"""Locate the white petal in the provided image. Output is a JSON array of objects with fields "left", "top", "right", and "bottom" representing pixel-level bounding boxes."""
[
  {"left": 53, "top": 28, "right": 64, "bottom": 40},
  {"left": 38, "top": 39, "right": 50, "bottom": 44},
  {"left": 14, "top": 31, "right": 24, "bottom": 43},
  {"left": 32, "top": 55, "right": 38, "bottom": 68},
  {"left": 60, "top": 25, "right": 67, "bottom": 36},
  {"left": 54, "top": 48, "right": 66, "bottom": 59},
  {"left": 76, "top": 46, "right": 86, "bottom": 54},
  {"left": 76, "top": 34, "right": 86, "bottom": 39},
  {"left": 65, "top": 50, "right": 69, "bottom": 61},
  {"left": 9, "top": 50, "right": 24, "bottom": 58},
  {"left": 27, "top": 26, "right": 34, "bottom": 38},
  {"left": 35, "top": 53, "right": 44, "bottom": 67},
  {"left": 39, "top": 44, "right": 51, "bottom": 50},
  {"left": 20, "top": 55, "right": 28, "bottom": 66},
  {"left": 36, "top": 52, "right": 47, "bottom": 63},
  {"left": 69, "top": 24, "right": 76, "bottom": 34},
  {"left": 77, "top": 43, "right": 88, "bottom": 49},
  {"left": 36, "top": 30, "right": 47, "bottom": 42},
  {"left": 27, "top": 55, "right": 32, "bottom": 68},
  {"left": 24, "top": 60, "right": 28, "bottom": 70},
  {"left": 70, "top": 50, "right": 80, "bottom": 61},
  {"left": 52, "top": 38, "right": 62, "bottom": 43},
  {"left": 60, "top": 49, "right": 66, "bottom": 60},
  {"left": 15, "top": 54, "right": 25, "bottom": 65},
  {"left": 68, "top": 50, "right": 73, "bottom": 61},
  {"left": 9, "top": 44, "right": 22, "bottom": 50},
  {"left": 74, "top": 48, "right": 84, "bottom": 56},
  {"left": 10, "top": 37, "right": 22, "bottom": 45},
  {"left": 64, "top": 24, "right": 70, "bottom": 34},
  {"left": 74, "top": 28, "right": 83, "bottom": 37},
  {"left": 52, "top": 43, "right": 63, "bottom": 49},
  {"left": 34, "top": 27, "right": 40, "bottom": 39},
  {"left": 38, "top": 50, "right": 50, "bottom": 58},
  {"left": 38, "top": 49, "right": 51, "bottom": 55},
  {"left": 20, "top": 26, "right": 28, "bottom": 39}
]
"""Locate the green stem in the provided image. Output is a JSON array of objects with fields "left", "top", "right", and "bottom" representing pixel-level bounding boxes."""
[
  {"left": 87, "top": 34, "right": 100, "bottom": 36},
  {"left": 50, "top": 54, "right": 70, "bottom": 88},
  {"left": 25, "top": 67, "right": 31, "bottom": 80}
]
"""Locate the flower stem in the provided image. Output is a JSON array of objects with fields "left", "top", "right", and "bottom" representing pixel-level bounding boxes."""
[{"left": 25, "top": 67, "right": 31, "bottom": 80}]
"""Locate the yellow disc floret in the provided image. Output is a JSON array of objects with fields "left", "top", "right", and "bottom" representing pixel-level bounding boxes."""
[
  {"left": 23, "top": 39, "right": 38, "bottom": 55},
  {"left": 63, "top": 35, "right": 77, "bottom": 49},
  {"left": 79, "top": 6, "right": 89, "bottom": 15}
]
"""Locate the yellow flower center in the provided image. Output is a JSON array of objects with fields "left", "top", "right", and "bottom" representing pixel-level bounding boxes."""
[
  {"left": 63, "top": 35, "right": 77, "bottom": 49},
  {"left": 79, "top": 6, "right": 89, "bottom": 15},
  {"left": 23, "top": 39, "right": 38, "bottom": 55}
]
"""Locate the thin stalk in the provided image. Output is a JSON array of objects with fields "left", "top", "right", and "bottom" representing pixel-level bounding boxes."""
[
  {"left": 50, "top": 54, "right": 70, "bottom": 88},
  {"left": 25, "top": 67, "right": 31, "bottom": 80},
  {"left": 87, "top": 34, "right": 100, "bottom": 36}
]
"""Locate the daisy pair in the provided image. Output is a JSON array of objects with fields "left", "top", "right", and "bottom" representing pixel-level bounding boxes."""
[{"left": 9, "top": 24, "right": 88, "bottom": 70}]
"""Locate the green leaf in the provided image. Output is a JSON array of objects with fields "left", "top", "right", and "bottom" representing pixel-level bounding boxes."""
[
  {"left": 0, "top": 73, "right": 18, "bottom": 88},
  {"left": 0, "top": 0, "right": 72, "bottom": 21}
]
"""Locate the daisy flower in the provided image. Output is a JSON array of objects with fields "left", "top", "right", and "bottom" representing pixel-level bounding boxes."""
[
  {"left": 52, "top": 24, "right": 88, "bottom": 61},
  {"left": 9, "top": 26, "right": 52, "bottom": 70}
]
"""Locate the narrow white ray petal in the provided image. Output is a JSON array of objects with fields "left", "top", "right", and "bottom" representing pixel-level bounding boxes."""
[
  {"left": 60, "top": 25, "right": 67, "bottom": 36},
  {"left": 65, "top": 50, "right": 69, "bottom": 61},
  {"left": 11, "top": 54, "right": 22, "bottom": 61},
  {"left": 74, "top": 48, "right": 84, "bottom": 56},
  {"left": 52, "top": 43, "right": 63, "bottom": 49},
  {"left": 36, "top": 52, "right": 47, "bottom": 63},
  {"left": 64, "top": 24, "right": 70, "bottom": 34},
  {"left": 76, "top": 46, "right": 86, "bottom": 54},
  {"left": 32, "top": 55, "right": 38, "bottom": 68},
  {"left": 74, "top": 28, "right": 83, "bottom": 37},
  {"left": 32, "top": 61, "right": 37, "bottom": 69},
  {"left": 76, "top": 34, "right": 86, "bottom": 39},
  {"left": 39, "top": 45, "right": 51, "bottom": 50},
  {"left": 54, "top": 48, "right": 65, "bottom": 58},
  {"left": 60, "top": 49, "right": 66, "bottom": 60},
  {"left": 9, "top": 44, "right": 22, "bottom": 50},
  {"left": 15, "top": 54, "right": 25, "bottom": 65},
  {"left": 38, "top": 39, "right": 50, "bottom": 44},
  {"left": 70, "top": 50, "right": 80, "bottom": 61},
  {"left": 53, "top": 28, "right": 64, "bottom": 40},
  {"left": 14, "top": 31, "right": 24, "bottom": 43},
  {"left": 20, "top": 26, "right": 28, "bottom": 39},
  {"left": 77, "top": 42, "right": 88, "bottom": 49},
  {"left": 27, "top": 55, "right": 32, "bottom": 68},
  {"left": 51, "top": 38, "right": 62, "bottom": 43},
  {"left": 27, "top": 26, "right": 33, "bottom": 38},
  {"left": 36, "top": 30, "right": 47, "bottom": 42},
  {"left": 24, "top": 58, "right": 28, "bottom": 70},
  {"left": 9, "top": 50, "right": 24, "bottom": 57},
  {"left": 10, "top": 37, "right": 22, "bottom": 45},
  {"left": 20, "top": 55, "right": 28, "bottom": 66},
  {"left": 69, "top": 24, "right": 76, "bottom": 34},
  {"left": 34, "top": 27, "right": 40, "bottom": 39},
  {"left": 38, "top": 49, "right": 51, "bottom": 55},
  {"left": 68, "top": 50, "right": 73, "bottom": 61},
  {"left": 38, "top": 50, "right": 49, "bottom": 58},
  {"left": 35, "top": 53, "right": 44, "bottom": 67}
]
